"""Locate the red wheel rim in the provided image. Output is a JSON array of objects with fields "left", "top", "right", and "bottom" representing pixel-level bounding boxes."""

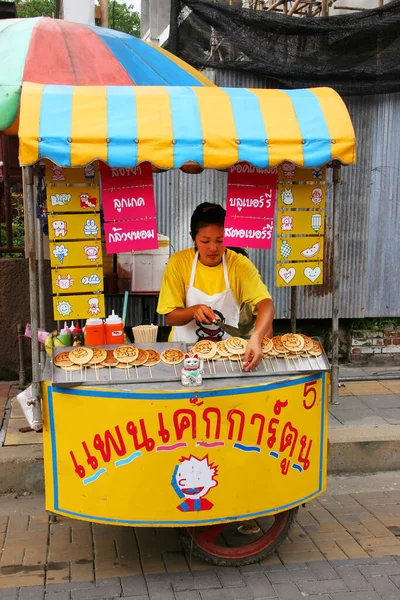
[{"left": 187, "top": 510, "right": 290, "bottom": 560}]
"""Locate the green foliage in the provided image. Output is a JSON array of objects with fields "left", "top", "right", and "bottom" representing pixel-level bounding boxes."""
[{"left": 15, "top": 0, "right": 55, "bottom": 17}]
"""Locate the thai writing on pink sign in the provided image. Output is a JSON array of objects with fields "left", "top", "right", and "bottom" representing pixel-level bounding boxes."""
[
  {"left": 226, "top": 185, "right": 276, "bottom": 218},
  {"left": 224, "top": 216, "right": 274, "bottom": 249},
  {"left": 228, "top": 162, "right": 278, "bottom": 186},
  {"left": 104, "top": 219, "right": 158, "bottom": 253},
  {"left": 100, "top": 162, "right": 153, "bottom": 188},
  {"left": 102, "top": 185, "right": 156, "bottom": 222}
]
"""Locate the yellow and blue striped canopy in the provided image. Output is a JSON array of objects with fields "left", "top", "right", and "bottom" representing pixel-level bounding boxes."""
[{"left": 19, "top": 82, "right": 356, "bottom": 168}]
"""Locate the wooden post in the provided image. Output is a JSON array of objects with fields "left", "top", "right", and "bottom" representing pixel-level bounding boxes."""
[{"left": 100, "top": 0, "right": 108, "bottom": 27}]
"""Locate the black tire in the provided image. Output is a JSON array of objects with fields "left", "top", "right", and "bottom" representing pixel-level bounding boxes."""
[{"left": 179, "top": 507, "right": 299, "bottom": 567}]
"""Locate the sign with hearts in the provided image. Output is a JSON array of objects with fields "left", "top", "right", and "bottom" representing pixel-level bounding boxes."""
[
  {"left": 277, "top": 237, "right": 324, "bottom": 262},
  {"left": 100, "top": 162, "right": 153, "bottom": 189},
  {"left": 226, "top": 185, "right": 276, "bottom": 218},
  {"left": 223, "top": 216, "right": 274, "bottom": 249},
  {"left": 104, "top": 218, "right": 158, "bottom": 253},
  {"left": 46, "top": 186, "right": 100, "bottom": 213},
  {"left": 278, "top": 163, "right": 326, "bottom": 183},
  {"left": 276, "top": 262, "right": 324, "bottom": 287},
  {"left": 102, "top": 185, "right": 156, "bottom": 222},
  {"left": 278, "top": 184, "right": 326, "bottom": 210},
  {"left": 228, "top": 163, "right": 278, "bottom": 186}
]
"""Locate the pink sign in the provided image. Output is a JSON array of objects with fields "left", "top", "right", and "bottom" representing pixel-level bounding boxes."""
[
  {"left": 228, "top": 163, "right": 278, "bottom": 186},
  {"left": 100, "top": 162, "right": 153, "bottom": 188},
  {"left": 102, "top": 185, "right": 156, "bottom": 222},
  {"left": 224, "top": 216, "right": 274, "bottom": 250},
  {"left": 226, "top": 185, "right": 276, "bottom": 218},
  {"left": 104, "top": 219, "right": 158, "bottom": 253}
]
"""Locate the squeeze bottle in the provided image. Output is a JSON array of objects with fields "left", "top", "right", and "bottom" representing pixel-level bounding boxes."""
[
  {"left": 104, "top": 310, "right": 125, "bottom": 345},
  {"left": 57, "top": 322, "right": 72, "bottom": 346},
  {"left": 84, "top": 318, "right": 105, "bottom": 346},
  {"left": 72, "top": 322, "right": 84, "bottom": 346}
]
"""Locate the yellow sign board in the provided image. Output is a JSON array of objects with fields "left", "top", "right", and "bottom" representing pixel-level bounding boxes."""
[
  {"left": 45, "top": 162, "right": 99, "bottom": 185},
  {"left": 48, "top": 214, "right": 101, "bottom": 241},
  {"left": 277, "top": 211, "right": 325, "bottom": 236},
  {"left": 42, "top": 373, "right": 328, "bottom": 526},
  {"left": 276, "top": 261, "right": 324, "bottom": 287},
  {"left": 46, "top": 186, "right": 100, "bottom": 214},
  {"left": 278, "top": 184, "right": 326, "bottom": 210},
  {"left": 53, "top": 293, "right": 105, "bottom": 320},
  {"left": 51, "top": 267, "right": 104, "bottom": 294},
  {"left": 50, "top": 241, "right": 103, "bottom": 268},
  {"left": 277, "top": 237, "right": 324, "bottom": 262},
  {"left": 278, "top": 164, "right": 327, "bottom": 183}
]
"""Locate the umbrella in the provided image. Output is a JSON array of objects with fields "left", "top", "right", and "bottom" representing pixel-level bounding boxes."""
[{"left": 0, "top": 17, "right": 214, "bottom": 132}]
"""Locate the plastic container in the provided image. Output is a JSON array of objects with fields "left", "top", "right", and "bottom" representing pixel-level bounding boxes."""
[
  {"left": 57, "top": 322, "right": 72, "bottom": 346},
  {"left": 104, "top": 310, "right": 125, "bottom": 345},
  {"left": 84, "top": 318, "right": 105, "bottom": 346}
]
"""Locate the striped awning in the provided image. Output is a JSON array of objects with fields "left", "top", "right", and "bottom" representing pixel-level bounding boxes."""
[{"left": 19, "top": 82, "right": 356, "bottom": 168}]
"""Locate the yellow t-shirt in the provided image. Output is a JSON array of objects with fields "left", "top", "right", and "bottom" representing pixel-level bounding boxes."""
[{"left": 157, "top": 248, "right": 271, "bottom": 316}]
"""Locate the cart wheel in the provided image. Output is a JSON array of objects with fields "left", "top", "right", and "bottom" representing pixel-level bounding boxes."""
[{"left": 180, "top": 507, "right": 298, "bottom": 567}]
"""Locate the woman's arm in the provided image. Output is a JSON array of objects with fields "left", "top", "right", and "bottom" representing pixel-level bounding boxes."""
[
  {"left": 165, "top": 305, "right": 218, "bottom": 327},
  {"left": 243, "top": 298, "right": 275, "bottom": 371}
]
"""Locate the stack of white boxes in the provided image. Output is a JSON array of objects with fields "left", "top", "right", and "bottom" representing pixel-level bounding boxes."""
[{"left": 117, "top": 234, "right": 170, "bottom": 293}]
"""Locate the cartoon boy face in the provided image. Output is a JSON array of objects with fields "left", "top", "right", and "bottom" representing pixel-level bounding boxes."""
[{"left": 175, "top": 455, "right": 218, "bottom": 500}]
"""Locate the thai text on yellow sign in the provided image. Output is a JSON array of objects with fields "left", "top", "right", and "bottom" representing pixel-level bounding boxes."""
[
  {"left": 51, "top": 267, "right": 104, "bottom": 294},
  {"left": 42, "top": 373, "right": 328, "bottom": 526},
  {"left": 50, "top": 241, "right": 103, "bottom": 268},
  {"left": 45, "top": 161, "right": 99, "bottom": 185},
  {"left": 48, "top": 214, "right": 101, "bottom": 242},
  {"left": 278, "top": 184, "right": 326, "bottom": 210},
  {"left": 277, "top": 261, "right": 323, "bottom": 287},
  {"left": 276, "top": 237, "right": 324, "bottom": 262},
  {"left": 278, "top": 163, "right": 327, "bottom": 183},
  {"left": 277, "top": 211, "right": 325, "bottom": 236},
  {"left": 53, "top": 293, "right": 105, "bottom": 320},
  {"left": 46, "top": 186, "right": 100, "bottom": 214}
]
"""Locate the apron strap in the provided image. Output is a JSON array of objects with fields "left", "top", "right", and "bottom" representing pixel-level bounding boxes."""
[
  {"left": 222, "top": 253, "right": 231, "bottom": 290},
  {"left": 189, "top": 251, "right": 199, "bottom": 288}
]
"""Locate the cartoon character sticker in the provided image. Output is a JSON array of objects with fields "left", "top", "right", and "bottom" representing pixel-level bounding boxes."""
[
  {"left": 84, "top": 245, "right": 100, "bottom": 263},
  {"left": 88, "top": 297, "right": 101, "bottom": 315},
  {"left": 310, "top": 187, "right": 323, "bottom": 206},
  {"left": 50, "top": 193, "right": 71, "bottom": 207},
  {"left": 56, "top": 300, "right": 73, "bottom": 317},
  {"left": 83, "top": 219, "right": 99, "bottom": 237},
  {"left": 172, "top": 455, "right": 218, "bottom": 512},
  {"left": 312, "top": 168, "right": 323, "bottom": 179},
  {"left": 281, "top": 187, "right": 294, "bottom": 206},
  {"left": 84, "top": 164, "right": 96, "bottom": 180},
  {"left": 55, "top": 273, "right": 74, "bottom": 290},
  {"left": 280, "top": 161, "right": 296, "bottom": 180},
  {"left": 79, "top": 193, "right": 98, "bottom": 209},
  {"left": 51, "top": 164, "right": 65, "bottom": 181},
  {"left": 52, "top": 244, "right": 68, "bottom": 264},
  {"left": 52, "top": 220, "right": 68, "bottom": 237},
  {"left": 281, "top": 215, "right": 293, "bottom": 232}
]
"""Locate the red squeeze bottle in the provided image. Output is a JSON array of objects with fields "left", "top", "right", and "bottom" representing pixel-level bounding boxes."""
[{"left": 84, "top": 318, "right": 105, "bottom": 346}]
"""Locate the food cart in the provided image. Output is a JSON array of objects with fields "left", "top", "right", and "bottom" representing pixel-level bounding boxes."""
[{"left": 11, "top": 63, "right": 356, "bottom": 563}]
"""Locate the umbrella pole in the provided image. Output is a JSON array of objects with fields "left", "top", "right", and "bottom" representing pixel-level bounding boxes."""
[
  {"left": 330, "top": 162, "right": 341, "bottom": 406},
  {"left": 24, "top": 166, "right": 42, "bottom": 430}
]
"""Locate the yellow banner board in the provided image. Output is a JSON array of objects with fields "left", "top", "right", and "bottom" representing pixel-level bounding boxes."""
[
  {"left": 53, "top": 293, "right": 105, "bottom": 320},
  {"left": 276, "top": 261, "right": 324, "bottom": 286},
  {"left": 278, "top": 164, "right": 327, "bottom": 183},
  {"left": 42, "top": 373, "right": 328, "bottom": 526},
  {"left": 277, "top": 211, "right": 325, "bottom": 236},
  {"left": 278, "top": 184, "right": 326, "bottom": 210},
  {"left": 48, "top": 214, "right": 101, "bottom": 242},
  {"left": 51, "top": 267, "right": 104, "bottom": 294},
  {"left": 45, "top": 162, "right": 99, "bottom": 185},
  {"left": 50, "top": 241, "right": 103, "bottom": 268},
  {"left": 46, "top": 186, "right": 100, "bottom": 214},
  {"left": 277, "top": 237, "right": 324, "bottom": 262}
]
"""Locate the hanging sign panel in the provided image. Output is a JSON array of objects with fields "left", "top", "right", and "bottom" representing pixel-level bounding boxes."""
[
  {"left": 226, "top": 185, "right": 276, "bottom": 219},
  {"left": 100, "top": 162, "right": 153, "bottom": 189},
  {"left": 46, "top": 187, "right": 100, "bottom": 213},
  {"left": 278, "top": 184, "right": 326, "bottom": 210},
  {"left": 276, "top": 262, "right": 323, "bottom": 287},
  {"left": 277, "top": 237, "right": 324, "bottom": 262},
  {"left": 51, "top": 267, "right": 104, "bottom": 294},
  {"left": 277, "top": 211, "right": 325, "bottom": 236},
  {"left": 224, "top": 216, "right": 274, "bottom": 249},
  {"left": 228, "top": 163, "right": 278, "bottom": 186},
  {"left": 102, "top": 186, "right": 156, "bottom": 222},
  {"left": 278, "top": 163, "right": 327, "bottom": 183},
  {"left": 50, "top": 241, "right": 103, "bottom": 268},
  {"left": 45, "top": 162, "right": 99, "bottom": 185},
  {"left": 53, "top": 294, "right": 105, "bottom": 320},
  {"left": 104, "top": 218, "right": 159, "bottom": 254},
  {"left": 48, "top": 214, "right": 101, "bottom": 241}
]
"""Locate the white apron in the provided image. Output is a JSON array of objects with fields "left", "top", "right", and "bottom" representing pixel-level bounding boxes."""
[{"left": 172, "top": 252, "right": 240, "bottom": 343}]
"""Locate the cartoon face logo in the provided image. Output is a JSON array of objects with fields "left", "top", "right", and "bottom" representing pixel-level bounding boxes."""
[
  {"left": 312, "top": 168, "right": 323, "bottom": 179},
  {"left": 55, "top": 273, "right": 73, "bottom": 290},
  {"left": 82, "top": 274, "right": 101, "bottom": 286},
  {"left": 310, "top": 187, "right": 323, "bottom": 206},
  {"left": 172, "top": 455, "right": 218, "bottom": 512},
  {"left": 281, "top": 161, "right": 296, "bottom": 179},
  {"left": 53, "top": 244, "right": 68, "bottom": 264},
  {"left": 84, "top": 164, "right": 96, "bottom": 180},
  {"left": 56, "top": 300, "right": 72, "bottom": 317},
  {"left": 195, "top": 309, "right": 225, "bottom": 342},
  {"left": 88, "top": 297, "right": 101, "bottom": 315},
  {"left": 281, "top": 215, "right": 293, "bottom": 232},
  {"left": 281, "top": 187, "right": 294, "bottom": 206},
  {"left": 50, "top": 193, "right": 71, "bottom": 207},
  {"left": 84, "top": 245, "right": 100, "bottom": 262},
  {"left": 51, "top": 164, "right": 65, "bottom": 181},
  {"left": 52, "top": 220, "right": 67, "bottom": 237},
  {"left": 79, "top": 193, "right": 98, "bottom": 209},
  {"left": 83, "top": 219, "right": 99, "bottom": 237}
]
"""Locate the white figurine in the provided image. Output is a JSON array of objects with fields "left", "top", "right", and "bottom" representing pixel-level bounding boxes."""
[{"left": 181, "top": 353, "right": 203, "bottom": 386}]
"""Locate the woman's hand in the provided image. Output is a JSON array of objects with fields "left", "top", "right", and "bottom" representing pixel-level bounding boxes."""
[
  {"left": 192, "top": 304, "right": 217, "bottom": 324},
  {"left": 243, "top": 332, "right": 264, "bottom": 372}
]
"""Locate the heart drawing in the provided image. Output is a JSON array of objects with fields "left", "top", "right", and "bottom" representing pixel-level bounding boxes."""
[
  {"left": 304, "top": 266, "right": 321, "bottom": 283},
  {"left": 279, "top": 267, "right": 296, "bottom": 284}
]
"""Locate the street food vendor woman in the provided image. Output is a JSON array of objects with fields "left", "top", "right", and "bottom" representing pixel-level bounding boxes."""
[{"left": 157, "top": 203, "right": 275, "bottom": 371}]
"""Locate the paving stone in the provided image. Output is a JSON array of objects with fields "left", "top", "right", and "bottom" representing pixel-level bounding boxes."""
[
  {"left": 0, "top": 589, "right": 17, "bottom": 599},
  {"left": 45, "top": 583, "right": 95, "bottom": 593},
  {"left": 359, "top": 562, "right": 400, "bottom": 577},
  {"left": 297, "top": 578, "right": 348, "bottom": 594},
  {"left": 170, "top": 574, "right": 195, "bottom": 592},
  {"left": 18, "top": 587, "right": 45, "bottom": 600},
  {"left": 328, "top": 592, "right": 381, "bottom": 600},
  {"left": 199, "top": 589, "right": 253, "bottom": 600},
  {"left": 308, "top": 561, "right": 339, "bottom": 580},
  {"left": 243, "top": 573, "right": 276, "bottom": 598},
  {"left": 216, "top": 567, "right": 246, "bottom": 588},
  {"left": 175, "top": 593, "right": 202, "bottom": 600},
  {"left": 333, "top": 565, "right": 373, "bottom": 591},
  {"left": 96, "top": 578, "right": 121, "bottom": 588},
  {"left": 266, "top": 567, "right": 314, "bottom": 584},
  {"left": 190, "top": 572, "right": 221, "bottom": 590},
  {"left": 120, "top": 575, "right": 147, "bottom": 596},
  {"left": 146, "top": 580, "right": 175, "bottom": 600},
  {"left": 271, "top": 583, "right": 303, "bottom": 599},
  {"left": 45, "top": 593, "right": 71, "bottom": 600},
  {"left": 71, "top": 585, "right": 121, "bottom": 600},
  {"left": 366, "top": 574, "right": 400, "bottom": 599},
  {"left": 122, "top": 597, "right": 149, "bottom": 600}
]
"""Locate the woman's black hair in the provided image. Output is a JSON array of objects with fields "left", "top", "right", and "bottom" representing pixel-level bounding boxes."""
[{"left": 190, "top": 202, "right": 226, "bottom": 239}]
